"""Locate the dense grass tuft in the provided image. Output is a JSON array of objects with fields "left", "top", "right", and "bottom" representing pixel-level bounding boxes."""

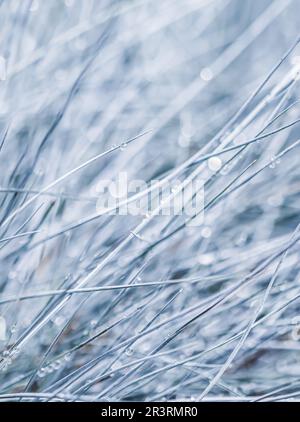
[{"left": 0, "top": 0, "right": 300, "bottom": 402}]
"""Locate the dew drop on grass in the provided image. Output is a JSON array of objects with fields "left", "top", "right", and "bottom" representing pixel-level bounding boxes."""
[
  {"left": 269, "top": 156, "right": 276, "bottom": 169},
  {"left": 64, "top": 353, "right": 72, "bottom": 362},
  {"left": 10, "top": 324, "right": 17, "bottom": 334},
  {"left": 38, "top": 368, "right": 46, "bottom": 378},
  {"left": 54, "top": 316, "right": 65, "bottom": 326},
  {"left": 178, "top": 134, "right": 190, "bottom": 147},
  {"left": 125, "top": 347, "right": 133, "bottom": 356},
  {"left": 119, "top": 143, "right": 128, "bottom": 151},
  {"left": 0, "top": 56, "right": 6, "bottom": 81},
  {"left": 45, "top": 365, "right": 52, "bottom": 374},
  {"left": 198, "top": 253, "right": 214, "bottom": 265},
  {"left": 208, "top": 157, "right": 222, "bottom": 172},
  {"left": 53, "top": 360, "right": 62, "bottom": 370},
  {"left": 8, "top": 271, "right": 17, "bottom": 280},
  {"left": 171, "top": 183, "right": 182, "bottom": 194},
  {"left": 201, "top": 226, "right": 212, "bottom": 238}
]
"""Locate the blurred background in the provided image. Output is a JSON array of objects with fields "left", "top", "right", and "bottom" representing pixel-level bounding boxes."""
[{"left": 0, "top": 0, "right": 300, "bottom": 402}]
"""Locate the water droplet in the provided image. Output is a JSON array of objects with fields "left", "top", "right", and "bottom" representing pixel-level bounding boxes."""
[
  {"left": 178, "top": 134, "right": 190, "bottom": 148},
  {"left": 64, "top": 353, "right": 72, "bottom": 362},
  {"left": 208, "top": 157, "right": 222, "bottom": 172},
  {"left": 269, "top": 156, "right": 276, "bottom": 169},
  {"left": 38, "top": 368, "right": 46, "bottom": 378},
  {"left": 201, "top": 226, "right": 212, "bottom": 238},
  {"left": 125, "top": 347, "right": 133, "bottom": 356},
  {"left": 198, "top": 253, "right": 214, "bottom": 265},
  {"left": 54, "top": 316, "right": 65, "bottom": 326},
  {"left": 46, "top": 365, "right": 54, "bottom": 374},
  {"left": 171, "top": 184, "right": 181, "bottom": 193},
  {"left": 53, "top": 360, "right": 61, "bottom": 370},
  {"left": 8, "top": 271, "right": 17, "bottom": 280},
  {"left": 200, "top": 67, "right": 213, "bottom": 81},
  {"left": 119, "top": 143, "right": 128, "bottom": 151}
]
